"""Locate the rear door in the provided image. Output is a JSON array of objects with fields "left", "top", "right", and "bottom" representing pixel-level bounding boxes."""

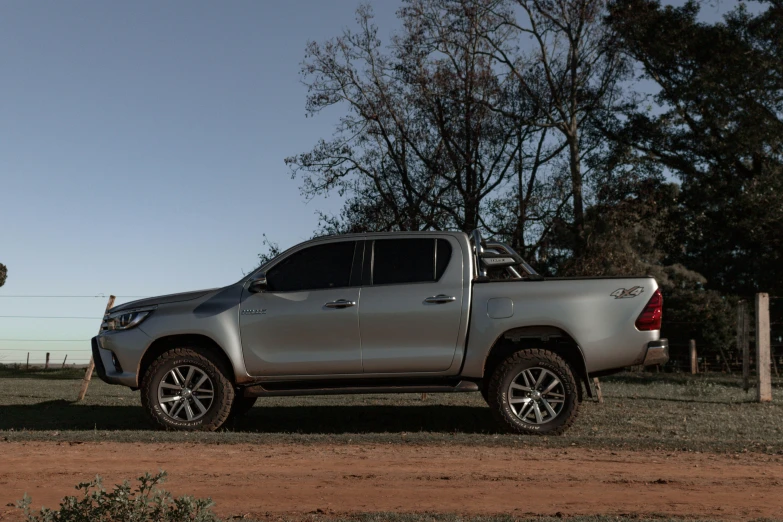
[
  {"left": 358, "top": 236, "right": 463, "bottom": 373},
  {"left": 240, "top": 240, "right": 364, "bottom": 376}
]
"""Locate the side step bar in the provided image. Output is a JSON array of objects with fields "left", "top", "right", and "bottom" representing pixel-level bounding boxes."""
[{"left": 242, "top": 379, "right": 480, "bottom": 398}]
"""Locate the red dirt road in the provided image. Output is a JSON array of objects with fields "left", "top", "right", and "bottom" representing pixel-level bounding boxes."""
[{"left": 0, "top": 442, "right": 781, "bottom": 520}]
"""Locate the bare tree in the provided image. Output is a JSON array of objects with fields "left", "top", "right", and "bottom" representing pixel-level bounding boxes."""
[
  {"left": 286, "top": 1, "right": 533, "bottom": 234},
  {"left": 286, "top": 5, "right": 442, "bottom": 233},
  {"left": 477, "top": 0, "right": 630, "bottom": 256},
  {"left": 285, "top": 0, "right": 625, "bottom": 268}
]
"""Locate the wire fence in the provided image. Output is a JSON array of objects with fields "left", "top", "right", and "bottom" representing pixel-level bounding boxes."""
[
  {"left": 0, "top": 295, "right": 136, "bottom": 368},
  {"left": 645, "top": 296, "right": 783, "bottom": 376},
  {"left": 658, "top": 344, "right": 783, "bottom": 376}
]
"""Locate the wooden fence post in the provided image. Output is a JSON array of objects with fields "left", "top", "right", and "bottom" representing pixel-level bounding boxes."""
[
  {"left": 76, "top": 295, "right": 115, "bottom": 402},
  {"left": 45, "top": 353, "right": 50, "bottom": 370},
  {"left": 690, "top": 339, "right": 698, "bottom": 375},
  {"left": 593, "top": 377, "right": 604, "bottom": 404},
  {"left": 62, "top": 355, "right": 68, "bottom": 368},
  {"left": 26, "top": 352, "right": 29, "bottom": 371},
  {"left": 756, "top": 293, "right": 772, "bottom": 403}
]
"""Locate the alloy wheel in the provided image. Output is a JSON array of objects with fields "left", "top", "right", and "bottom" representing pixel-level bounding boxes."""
[
  {"left": 157, "top": 365, "right": 215, "bottom": 422},
  {"left": 507, "top": 367, "right": 566, "bottom": 424}
]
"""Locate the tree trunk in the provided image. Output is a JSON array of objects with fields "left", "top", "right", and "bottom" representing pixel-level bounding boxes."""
[
  {"left": 514, "top": 127, "right": 527, "bottom": 253},
  {"left": 567, "top": 132, "right": 585, "bottom": 257},
  {"left": 464, "top": 196, "right": 479, "bottom": 233}
]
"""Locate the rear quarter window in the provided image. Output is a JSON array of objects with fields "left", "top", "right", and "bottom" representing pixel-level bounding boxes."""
[{"left": 372, "top": 238, "right": 452, "bottom": 285}]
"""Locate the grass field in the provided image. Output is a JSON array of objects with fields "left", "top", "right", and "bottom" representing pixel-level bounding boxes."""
[{"left": 1, "top": 366, "right": 781, "bottom": 454}]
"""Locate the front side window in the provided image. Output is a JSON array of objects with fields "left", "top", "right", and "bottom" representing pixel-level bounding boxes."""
[
  {"left": 372, "top": 238, "right": 452, "bottom": 285},
  {"left": 266, "top": 241, "right": 356, "bottom": 292}
]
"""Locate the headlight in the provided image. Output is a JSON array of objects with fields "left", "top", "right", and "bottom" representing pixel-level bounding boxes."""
[{"left": 102, "top": 305, "right": 157, "bottom": 331}]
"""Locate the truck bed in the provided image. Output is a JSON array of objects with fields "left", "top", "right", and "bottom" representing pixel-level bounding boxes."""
[{"left": 461, "top": 277, "right": 661, "bottom": 376}]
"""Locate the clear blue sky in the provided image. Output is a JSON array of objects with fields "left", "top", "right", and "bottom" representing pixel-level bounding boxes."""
[
  {"left": 0, "top": 0, "right": 752, "bottom": 364},
  {"left": 0, "top": 0, "right": 401, "bottom": 363}
]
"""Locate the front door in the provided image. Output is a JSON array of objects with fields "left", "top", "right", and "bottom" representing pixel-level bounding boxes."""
[
  {"left": 240, "top": 240, "right": 364, "bottom": 376},
  {"left": 359, "top": 236, "right": 464, "bottom": 373}
]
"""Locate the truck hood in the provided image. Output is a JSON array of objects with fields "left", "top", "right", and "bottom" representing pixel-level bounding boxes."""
[{"left": 108, "top": 288, "right": 220, "bottom": 313}]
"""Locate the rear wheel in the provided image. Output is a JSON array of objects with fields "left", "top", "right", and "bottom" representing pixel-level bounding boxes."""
[
  {"left": 140, "top": 347, "right": 234, "bottom": 431},
  {"left": 487, "top": 348, "right": 579, "bottom": 435}
]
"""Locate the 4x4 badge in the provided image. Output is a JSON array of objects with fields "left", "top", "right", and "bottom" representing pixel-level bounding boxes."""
[{"left": 610, "top": 287, "right": 643, "bottom": 299}]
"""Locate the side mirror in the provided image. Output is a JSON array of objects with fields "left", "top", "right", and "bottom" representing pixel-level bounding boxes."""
[{"left": 248, "top": 276, "right": 268, "bottom": 294}]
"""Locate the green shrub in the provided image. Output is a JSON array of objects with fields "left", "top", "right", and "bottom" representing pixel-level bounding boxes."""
[{"left": 17, "top": 471, "right": 221, "bottom": 522}]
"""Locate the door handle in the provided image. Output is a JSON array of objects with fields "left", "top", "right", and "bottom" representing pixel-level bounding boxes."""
[
  {"left": 424, "top": 294, "right": 457, "bottom": 304},
  {"left": 324, "top": 299, "right": 356, "bottom": 309}
]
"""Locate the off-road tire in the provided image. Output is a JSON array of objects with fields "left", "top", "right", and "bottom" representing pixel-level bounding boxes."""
[
  {"left": 140, "top": 347, "right": 234, "bottom": 431},
  {"left": 487, "top": 348, "right": 579, "bottom": 435},
  {"left": 228, "top": 395, "right": 257, "bottom": 420}
]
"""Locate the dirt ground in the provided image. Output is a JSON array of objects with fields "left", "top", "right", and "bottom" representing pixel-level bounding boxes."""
[{"left": 0, "top": 442, "right": 782, "bottom": 521}]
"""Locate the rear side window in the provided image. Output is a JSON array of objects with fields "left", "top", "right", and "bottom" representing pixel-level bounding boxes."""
[
  {"left": 372, "top": 238, "right": 452, "bottom": 285},
  {"left": 266, "top": 241, "right": 356, "bottom": 292}
]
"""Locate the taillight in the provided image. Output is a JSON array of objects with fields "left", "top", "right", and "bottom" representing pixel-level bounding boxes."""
[{"left": 635, "top": 288, "right": 662, "bottom": 331}]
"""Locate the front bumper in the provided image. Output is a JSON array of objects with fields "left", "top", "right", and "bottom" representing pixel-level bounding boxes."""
[
  {"left": 91, "top": 333, "right": 145, "bottom": 387},
  {"left": 91, "top": 337, "right": 109, "bottom": 382},
  {"left": 642, "top": 339, "right": 669, "bottom": 366}
]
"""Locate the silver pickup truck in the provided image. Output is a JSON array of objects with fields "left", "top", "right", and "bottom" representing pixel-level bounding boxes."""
[{"left": 93, "top": 230, "right": 667, "bottom": 435}]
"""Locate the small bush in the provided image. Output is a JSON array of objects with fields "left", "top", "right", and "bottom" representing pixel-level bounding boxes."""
[{"left": 18, "top": 471, "right": 221, "bottom": 522}]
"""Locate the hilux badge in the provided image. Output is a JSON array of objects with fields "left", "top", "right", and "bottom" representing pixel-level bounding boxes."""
[{"left": 610, "top": 287, "right": 643, "bottom": 299}]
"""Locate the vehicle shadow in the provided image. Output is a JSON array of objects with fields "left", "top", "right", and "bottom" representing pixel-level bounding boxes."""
[
  {"left": 0, "top": 401, "right": 498, "bottom": 434},
  {"left": 232, "top": 404, "right": 498, "bottom": 434}
]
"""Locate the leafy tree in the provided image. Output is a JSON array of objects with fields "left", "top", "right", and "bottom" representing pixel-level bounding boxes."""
[
  {"left": 606, "top": 0, "right": 783, "bottom": 296},
  {"left": 0, "top": 263, "right": 6, "bottom": 288},
  {"left": 574, "top": 178, "right": 736, "bottom": 359}
]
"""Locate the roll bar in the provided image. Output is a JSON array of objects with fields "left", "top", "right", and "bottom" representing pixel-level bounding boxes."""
[{"left": 470, "top": 229, "right": 542, "bottom": 281}]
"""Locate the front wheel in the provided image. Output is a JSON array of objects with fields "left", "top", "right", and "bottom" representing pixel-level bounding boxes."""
[
  {"left": 140, "top": 347, "right": 235, "bottom": 431},
  {"left": 486, "top": 349, "right": 579, "bottom": 435}
]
